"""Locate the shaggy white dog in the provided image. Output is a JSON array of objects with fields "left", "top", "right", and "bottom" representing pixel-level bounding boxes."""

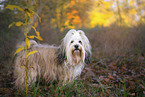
[{"left": 14, "top": 29, "right": 92, "bottom": 89}]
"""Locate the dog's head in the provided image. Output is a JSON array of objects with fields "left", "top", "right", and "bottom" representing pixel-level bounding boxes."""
[{"left": 58, "top": 29, "right": 91, "bottom": 65}]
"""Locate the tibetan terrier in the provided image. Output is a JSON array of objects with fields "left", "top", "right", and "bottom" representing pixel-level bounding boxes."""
[{"left": 14, "top": 29, "right": 92, "bottom": 89}]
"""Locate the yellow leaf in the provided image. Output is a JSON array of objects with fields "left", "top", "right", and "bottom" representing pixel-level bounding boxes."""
[
  {"left": 28, "top": 35, "right": 35, "bottom": 39},
  {"left": 25, "top": 38, "right": 30, "bottom": 48},
  {"left": 6, "top": 5, "right": 23, "bottom": 11},
  {"left": 32, "top": 26, "right": 37, "bottom": 33},
  {"left": 8, "top": 22, "right": 16, "bottom": 28},
  {"left": 32, "top": 26, "right": 43, "bottom": 41},
  {"left": 27, "top": 11, "right": 33, "bottom": 18},
  {"left": 34, "top": 19, "right": 39, "bottom": 27},
  {"left": 15, "top": 21, "right": 24, "bottom": 26},
  {"left": 14, "top": 46, "right": 24, "bottom": 55},
  {"left": 20, "top": 66, "right": 25, "bottom": 68},
  {"left": 35, "top": 13, "right": 41, "bottom": 23},
  {"left": 27, "top": 50, "right": 38, "bottom": 57},
  {"left": 29, "top": 9, "right": 35, "bottom": 15},
  {"left": 26, "top": 9, "right": 37, "bottom": 20},
  {"left": 35, "top": 36, "right": 43, "bottom": 41},
  {"left": 8, "top": 21, "right": 24, "bottom": 28},
  {"left": 60, "top": 28, "right": 64, "bottom": 32},
  {"left": 35, "top": 31, "right": 40, "bottom": 36},
  {"left": 17, "top": 45, "right": 24, "bottom": 48}
]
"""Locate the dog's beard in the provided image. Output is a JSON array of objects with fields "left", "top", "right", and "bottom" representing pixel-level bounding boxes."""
[{"left": 71, "top": 48, "right": 83, "bottom": 65}]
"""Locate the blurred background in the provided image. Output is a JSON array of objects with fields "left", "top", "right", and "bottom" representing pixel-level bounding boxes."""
[
  {"left": 0, "top": 0, "right": 145, "bottom": 70},
  {"left": 0, "top": 0, "right": 145, "bottom": 59},
  {"left": 1, "top": 0, "right": 145, "bottom": 57},
  {"left": 0, "top": 0, "right": 145, "bottom": 96}
]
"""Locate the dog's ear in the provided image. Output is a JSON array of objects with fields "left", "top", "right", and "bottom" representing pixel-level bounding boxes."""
[
  {"left": 57, "top": 47, "right": 66, "bottom": 64},
  {"left": 85, "top": 51, "right": 91, "bottom": 64},
  {"left": 78, "top": 30, "right": 92, "bottom": 64}
]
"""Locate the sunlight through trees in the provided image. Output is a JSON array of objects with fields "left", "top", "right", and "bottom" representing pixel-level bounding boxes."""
[{"left": 1, "top": 0, "right": 145, "bottom": 30}]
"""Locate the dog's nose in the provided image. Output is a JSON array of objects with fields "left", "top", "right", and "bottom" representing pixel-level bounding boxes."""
[{"left": 74, "top": 45, "right": 79, "bottom": 49}]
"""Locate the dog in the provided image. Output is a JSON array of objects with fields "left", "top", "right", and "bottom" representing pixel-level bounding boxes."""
[{"left": 14, "top": 29, "right": 92, "bottom": 89}]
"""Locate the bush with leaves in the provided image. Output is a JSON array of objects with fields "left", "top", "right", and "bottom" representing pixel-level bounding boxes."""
[{"left": 6, "top": 1, "right": 43, "bottom": 96}]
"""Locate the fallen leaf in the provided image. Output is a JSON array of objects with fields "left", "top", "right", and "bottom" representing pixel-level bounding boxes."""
[{"left": 104, "top": 78, "right": 109, "bottom": 83}]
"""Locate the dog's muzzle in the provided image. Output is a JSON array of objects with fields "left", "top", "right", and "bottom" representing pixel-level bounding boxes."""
[{"left": 73, "top": 44, "right": 81, "bottom": 53}]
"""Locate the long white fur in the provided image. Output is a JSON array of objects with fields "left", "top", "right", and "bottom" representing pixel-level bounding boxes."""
[{"left": 14, "top": 29, "right": 91, "bottom": 89}]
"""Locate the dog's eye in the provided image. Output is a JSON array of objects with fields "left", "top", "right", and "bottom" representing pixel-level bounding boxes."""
[
  {"left": 71, "top": 41, "right": 74, "bottom": 43},
  {"left": 79, "top": 40, "right": 82, "bottom": 44}
]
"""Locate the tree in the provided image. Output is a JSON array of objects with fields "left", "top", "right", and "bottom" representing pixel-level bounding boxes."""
[{"left": 89, "top": 0, "right": 114, "bottom": 27}]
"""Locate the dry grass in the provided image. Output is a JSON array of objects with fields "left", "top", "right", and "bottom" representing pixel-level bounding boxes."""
[{"left": 84, "top": 24, "right": 145, "bottom": 57}]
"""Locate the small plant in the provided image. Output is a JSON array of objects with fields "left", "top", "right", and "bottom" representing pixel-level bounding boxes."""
[{"left": 6, "top": 0, "right": 42, "bottom": 96}]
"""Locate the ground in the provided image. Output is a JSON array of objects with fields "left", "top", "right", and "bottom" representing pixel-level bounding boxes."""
[{"left": 0, "top": 26, "right": 145, "bottom": 96}]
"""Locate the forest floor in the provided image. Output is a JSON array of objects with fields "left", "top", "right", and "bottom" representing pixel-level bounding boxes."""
[
  {"left": 0, "top": 52, "right": 144, "bottom": 97},
  {"left": 0, "top": 27, "right": 145, "bottom": 97}
]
